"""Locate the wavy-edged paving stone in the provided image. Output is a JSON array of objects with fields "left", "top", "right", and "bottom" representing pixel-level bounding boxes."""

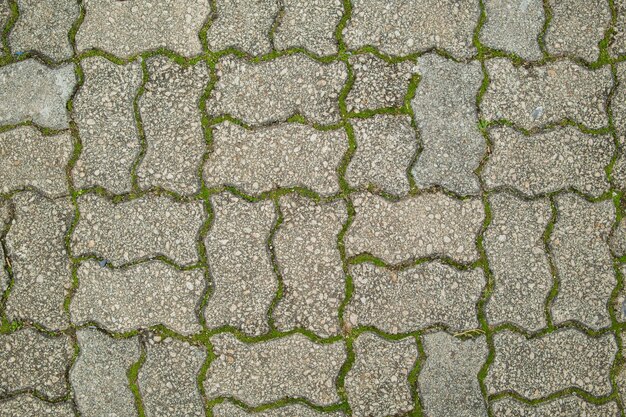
[
  {"left": 346, "top": 115, "right": 416, "bottom": 196},
  {"left": 71, "top": 260, "right": 204, "bottom": 335},
  {"left": 204, "top": 122, "right": 347, "bottom": 196},
  {"left": 485, "top": 193, "right": 552, "bottom": 331},
  {"left": 213, "top": 401, "right": 346, "bottom": 417},
  {"left": 412, "top": 54, "right": 484, "bottom": 196},
  {"left": 5, "top": 192, "right": 73, "bottom": 330},
  {"left": 76, "top": 0, "right": 209, "bottom": 58},
  {"left": 205, "top": 333, "right": 346, "bottom": 407},
  {"left": 419, "top": 332, "right": 488, "bottom": 417},
  {"left": 611, "top": 219, "right": 626, "bottom": 257},
  {"left": 137, "top": 56, "right": 210, "bottom": 194},
  {"left": 614, "top": 266, "right": 626, "bottom": 322},
  {"left": 344, "top": 0, "right": 479, "bottom": 58},
  {"left": 72, "top": 194, "right": 204, "bottom": 266},
  {"left": 491, "top": 395, "right": 620, "bottom": 417},
  {"left": 0, "top": 395, "right": 74, "bottom": 417},
  {"left": 272, "top": 195, "right": 347, "bottom": 337},
  {"left": 345, "top": 332, "right": 417, "bottom": 417},
  {"left": 71, "top": 329, "right": 140, "bottom": 417},
  {"left": 612, "top": 0, "right": 626, "bottom": 58},
  {"left": 206, "top": 54, "right": 347, "bottom": 125},
  {"left": 611, "top": 63, "right": 626, "bottom": 188},
  {"left": 204, "top": 193, "right": 276, "bottom": 336},
  {"left": 550, "top": 194, "right": 615, "bottom": 329},
  {"left": 73, "top": 57, "right": 142, "bottom": 194},
  {"left": 345, "top": 192, "right": 484, "bottom": 264},
  {"left": 0, "top": 59, "right": 76, "bottom": 129},
  {"left": 0, "top": 126, "right": 72, "bottom": 197},
  {"left": 482, "top": 59, "right": 612, "bottom": 130}
]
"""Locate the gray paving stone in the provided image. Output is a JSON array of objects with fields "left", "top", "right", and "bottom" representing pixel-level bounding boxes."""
[
  {"left": 204, "top": 193, "right": 276, "bottom": 336},
  {"left": 0, "top": 199, "right": 10, "bottom": 293},
  {"left": 412, "top": 54, "right": 484, "bottom": 196},
  {"left": 419, "top": 332, "right": 488, "bottom": 417},
  {"left": 137, "top": 56, "right": 210, "bottom": 194},
  {"left": 206, "top": 54, "right": 347, "bottom": 125},
  {"left": 0, "top": 59, "right": 76, "bottom": 129},
  {"left": 344, "top": 0, "right": 479, "bottom": 58},
  {"left": 486, "top": 329, "right": 616, "bottom": 399},
  {"left": 345, "top": 192, "right": 484, "bottom": 264},
  {"left": 611, "top": 219, "right": 626, "bottom": 257},
  {"left": 612, "top": 0, "right": 626, "bottom": 57},
  {"left": 481, "top": 59, "right": 612, "bottom": 130},
  {"left": 71, "top": 329, "right": 140, "bottom": 417},
  {"left": 345, "top": 262, "right": 484, "bottom": 334},
  {"left": 485, "top": 193, "right": 552, "bottom": 331},
  {"left": 9, "top": 0, "right": 79, "bottom": 61},
  {"left": 0, "top": 126, "right": 72, "bottom": 197},
  {"left": 272, "top": 195, "right": 347, "bottom": 337},
  {"left": 205, "top": 333, "right": 346, "bottom": 406},
  {"left": 614, "top": 267, "right": 626, "bottom": 322},
  {"left": 345, "top": 332, "right": 417, "bottom": 417},
  {"left": 5, "top": 192, "right": 73, "bottom": 330},
  {"left": 204, "top": 122, "right": 347, "bottom": 196},
  {"left": 610, "top": 63, "right": 626, "bottom": 188},
  {"left": 213, "top": 401, "right": 345, "bottom": 417},
  {"left": 550, "top": 194, "right": 615, "bottom": 329},
  {"left": 483, "top": 126, "right": 613, "bottom": 197},
  {"left": 0, "top": 395, "right": 74, "bottom": 417},
  {"left": 72, "top": 194, "right": 204, "bottom": 266},
  {"left": 346, "top": 115, "right": 416, "bottom": 196},
  {"left": 491, "top": 395, "right": 620, "bottom": 417},
  {"left": 76, "top": 0, "right": 209, "bottom": 58},
  {"left": 73, "top": 57, "right": 142, "bottom": 194},
  {"left": 0, "top": 0, "right": 9, "bottom": 36}
]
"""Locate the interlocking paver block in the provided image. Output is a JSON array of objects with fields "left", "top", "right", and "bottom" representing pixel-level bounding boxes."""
[
  {"left": 0, "top": 127, "right": 72, "bottom": 197},
  {"left": 204, "top": 193, "right": 276, "bottom": 336},
  {"left": 76, "top": 0, "right": 209, "bottom": 58},
  {"left": 610, "top": 63, "right": 626, "bottom": 188},
  {"left": 481, "top": 59, "right": 612, "bottom": 130},
  {"left": 73, "top": 57, "right": 142, "bottom": 194},
  {"left": 72, "top": 194, "right": 204, "bottom": 266},
  {"left": 71, "top": 329, "right": 140, "bottom": 417},
  {"left": 486, "top": 329, "right": 616, "bottom": 398},
  {"left": 491, "top": 396, "right": 620, "bottom": 417},
  {"left": 0, "top": 59, "right": 76, "bottom": 129},
  {"left": 5, "top": 192, "right": 73, "bottom": 330},
  {"left": 213, "top": 401, "right": 345, "bottom": 416},
  {"left": 345, "top": 332, "right": 416, "bottom": 417},
  {"left": 550, "top": 194, "right": 615, "bottom": 329},
  {"left": 611, "top": 219, "right": 626, "bottom": 257},
  {"left": 615, "top": 266, "right": 626, "bottom": 322},
  {"left": 612, "top": 0, "right": 626, "bottom": 57},
  {"left": 272, "top": 195, "right": 347, "bottom": 337},
  {"left": 204, "top": 122, "right": 347, "bottom": 196},
  {"left": 412, "top": 54, "right": 484, "bottom": 195},
  {"left": 346, "top": 115, "right": 416, "bottom": 196},
  {"left": 205, "top": 333, "right": 346, "bottom": 406},
  {"left": 345, "top": 192, "right": 484, "bottom": 264},
  {"left": 206, "top": 54, "right": 347, "bottom": 125},
  {"left": 0, "top": 395, "right": 74, "bottom": 417},
  {"left": 344, "top": 0, "right": 479, "bottom": 58}
]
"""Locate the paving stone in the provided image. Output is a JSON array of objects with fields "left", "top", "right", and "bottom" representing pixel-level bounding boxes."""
[
  {"left": 9, "top": 0, "right": 79, "bottom": 61},
  {"left": 71, "top": 329, "right": 140, "bottom": 417},
  {"left": 483, "top": 126, "right": 613, "bottom": 197},
  {"left": 0, "top": 328, "right": 72, "bottom": 398},
  {"left": 345, "top": 262, "right": 484, "bottom": 334},
  {"left": 412, "top": 54, "right": 484, "bottom": 196},
  {"left": 4, "top": 192, "right": 73, "bottom": 330},
  {"left": 204, "top": 122, "right": 347, "bottom": 196},
  {"left": 72, "top": 194, "right": 204, "bottom": 266},
  {"left": 139, "top": 337, "right": 206, "bottom": 417},
  {"left": 0, "top": 199, "right": 10, "bottom": 293},
  {"left": 344, "top": 0, "right": 479, "bottom": 58},
  {"left": 614, "top": 266, "right": 626, "bottom": 322},
  {"left": 480, "top": 0, "right": 544, "bottom": 61},
  {"left": 346, "top": 115, "right": 416, "bottom": 196},
  {"left": 485, "top": 193, "right": 552, "bottom": 331},
  {"left": 272, "top": 195, "right": 347, "bottom": 337},
  {"left": 612, "top": 0, "right": 626, "bottom": 57},
  {"left": 76, "top": 0, "right": 209, "bottom": 58},
  {"left": 274, "top": 0, "right": 343, "bottom": 56},
  {"left": 73, "top": 57, "right": 142, "bottom": 194},
  {"left": 213, "top": 401, "right": 345, "bottom": 417},
  {"left": 205, "top": 333, "right": 346, "bottom": 406},
  {"left": 0, "top": 395, "right": 74, "bottom": 417},
  {"left": 345, "top": 192, "right": 484, "bottom": 264},
  {"left": 419, "top": 332, "right": 488, "bottom": 417},
  {"left": 206, "top": 54, "right": 347, "bottom": 125},
  {"left": 550, "top": 194, "right": 615, "bottom": 329},
  {"left": 491, "top": 395, "right": 620, "bottom": 417},
  {"left": 0, "top": 126, "right": 72, "bottom": 197},
  {"left": 0, "top": 0, "right": 9, "bottom": 35},
  {"left": 71, "top": 260, "right": 204, "bottom": 335},
  {"left": 345, "top": 332, "right": 417, "bottom": 417},
  {"left": 545, "top": 0, "right": 611, "bottom": 62},
  {"left": 481, "top": 59, "right": 612, "bottom": 130},
  {"left": 611, "top": 63, "right": 626, "bottom": 188},
  {"left": 204, "top": 193, "right": 276, "bottom": 336},
  {"left": 611, "top": 219, "right": 626, "bottom": 257},
  {"left": 0, "top": 59, "right": 76, "bottom": 129},
  {"left": 137, "top": 56, "right": 210, "bottom": 194}
]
